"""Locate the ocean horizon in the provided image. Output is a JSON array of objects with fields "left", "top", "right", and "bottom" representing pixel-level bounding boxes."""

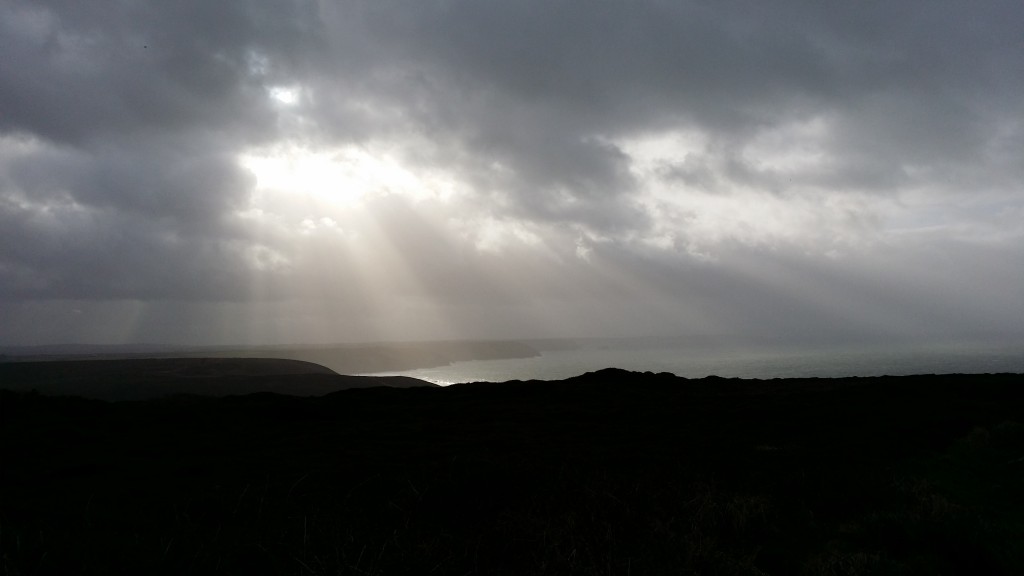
[{"left": 362, "top": 337, "right": 1024, "bottom": 385}]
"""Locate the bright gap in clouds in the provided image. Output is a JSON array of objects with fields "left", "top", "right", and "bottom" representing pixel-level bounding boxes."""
[
  {"left": 233, "top": 141, "right": 497, "bottom": 342},
  {"left": 236, "top": 140, "right": 552, "bottom": 259},
  {"left": 267, "top": 85, "right": 301, "bottom": 105},
  {"left": 239, "top": 144, "right": 447, "bottom": 208}
]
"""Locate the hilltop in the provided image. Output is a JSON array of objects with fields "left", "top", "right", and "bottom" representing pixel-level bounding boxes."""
[
  {"left": 0, "top": 357, "right": 434, "bottom": 401},
  {"left": 3, "top": 369, "right": 1024, "bottom": 574}
]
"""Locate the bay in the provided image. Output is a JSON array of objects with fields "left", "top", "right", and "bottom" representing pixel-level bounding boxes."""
[{"left": 361, "top": 338, "right": 1024, "bottom": 385}]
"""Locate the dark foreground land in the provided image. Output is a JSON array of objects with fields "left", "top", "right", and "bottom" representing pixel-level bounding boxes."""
[{"left": 3, "top": 369, "right": 1024, "bottom": 575}]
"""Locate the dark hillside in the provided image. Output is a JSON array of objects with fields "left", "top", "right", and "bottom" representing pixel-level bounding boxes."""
[
  {"left": 3, "top": 370, "right": 1024, "bottom": 575},
  {"left": 0, "top": 358, "right": 434, "bottom": 400}
]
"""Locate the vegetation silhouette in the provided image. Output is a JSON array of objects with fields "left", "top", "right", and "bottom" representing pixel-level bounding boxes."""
[{"left": 3, "top": 366, "right": 1024, "bottom": 574}]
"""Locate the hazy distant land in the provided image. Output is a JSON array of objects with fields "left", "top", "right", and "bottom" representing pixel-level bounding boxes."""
[
  {"left": 0, "top": 339, "right": 540, "bottom": 375},
  {"left": 0, "top": 357, "right": 436, "bottom": 401}
]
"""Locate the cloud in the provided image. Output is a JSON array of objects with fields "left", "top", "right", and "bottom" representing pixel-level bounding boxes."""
[{"left": 1, "top": 0, "right": 1022, "bottom": 345}]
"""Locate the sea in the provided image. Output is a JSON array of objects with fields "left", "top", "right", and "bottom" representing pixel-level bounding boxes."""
[{"left": 362, "top": 337, "right": 1024, "bottom": 386}]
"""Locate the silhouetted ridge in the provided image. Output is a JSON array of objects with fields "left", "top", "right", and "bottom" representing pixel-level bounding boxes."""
[
  {"left": 3, "top": 372, "right": 1024, "bottom": 574},
  {"left": 0, "top": 357, "right": 436, "bottom": 400}
]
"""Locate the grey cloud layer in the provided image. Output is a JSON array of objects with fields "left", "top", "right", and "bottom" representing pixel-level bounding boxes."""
[{"left": 1, "top": 0, "right": 1022, "bottom": 344}]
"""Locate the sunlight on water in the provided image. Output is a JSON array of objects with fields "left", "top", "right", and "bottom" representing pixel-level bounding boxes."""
[{"left": 363, "top": 339, "right": 1024, "bottom": 386}]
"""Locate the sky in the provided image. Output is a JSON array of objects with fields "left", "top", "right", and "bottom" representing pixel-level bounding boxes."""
[{"left": 1, "top": 0, "right": 1023, "bottom": 347}]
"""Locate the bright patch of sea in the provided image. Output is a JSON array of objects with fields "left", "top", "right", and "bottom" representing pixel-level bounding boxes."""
[{"left": 361, "top": 338, "right": 1024, "bottom": 386}]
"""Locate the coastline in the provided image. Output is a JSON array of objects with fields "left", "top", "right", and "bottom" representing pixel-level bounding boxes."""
[{"left": 0, "top": 339, "right": 541, "bottom": 376}]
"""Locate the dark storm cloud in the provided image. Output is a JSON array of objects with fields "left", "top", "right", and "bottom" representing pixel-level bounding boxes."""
[
  {"left": 1, "top": 0, "right": 1022, "bottom": 344},
  {"left": 0, "top": 0, "right": 322, "bottom": 143},
  {"left": 6, "top": 137, "right": 250, "bottom": 223},
  {"left": 303, "top": 0, "right": 1023, "bottom": 235},
  {"left": 0, "top": 0, "right": 318, "bottom": 302}
]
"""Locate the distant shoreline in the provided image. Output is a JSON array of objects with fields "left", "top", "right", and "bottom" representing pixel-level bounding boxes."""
[
  {"left": 1, "top": 355, "right": 1021, "bottom": 402},
  {"left": 0, "top": 339, "right": 541, "bottom": 376},
  {"left": 0, "top": 357, "right": 438, "bottom": 401}
]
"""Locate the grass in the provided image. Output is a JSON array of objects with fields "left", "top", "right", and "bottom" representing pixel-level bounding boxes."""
[{"left": 3, "top": 371, "right": 1024, "bottom": 574}]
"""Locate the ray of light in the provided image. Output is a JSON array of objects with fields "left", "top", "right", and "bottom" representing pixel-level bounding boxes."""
[{"left": 235, "top": 142, "right": 472, "bottom": 343}]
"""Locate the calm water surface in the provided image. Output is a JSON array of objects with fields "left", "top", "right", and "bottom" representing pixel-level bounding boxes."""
[{"left": 362, "top": 339, "right": 1024, "bottom": 385}]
